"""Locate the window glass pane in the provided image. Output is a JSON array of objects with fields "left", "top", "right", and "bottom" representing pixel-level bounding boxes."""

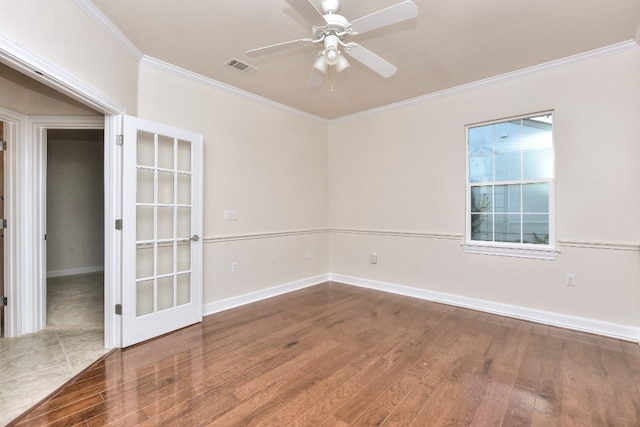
[
  {"left": 157, "top": 243, "right": 173, "bottom": 276},
  {"left": 495, "top": 152, "right": 521, "bottom": 181},
  {"left": 177, "top": 139, "right": 191, "bottom": 172},
  {"left": 495, "top": 214, "right": 521, "bottom": 243},
  {"left": 523, "top": 149, "right": 553, "bottom": 180},
  {"left": 158, "top": 135, "right": 174, "bottom": 170},
  {"left": 471, "top": 186, "right": 492, "bottom": 213},
  {"left": 177, "top": 241, "right": 191, "bottom": 272},
  {"left": 468, "top": 126, "right": 493, "bottom": 155},
  {"left": 157, "top": 207, "right": 174, "bottom": 240},
  {"left": 494, "top": 185, "right": 520, "bottom": 213},
  {"left": 137, "top": 131, "right": 154, "bottom": 167},
  {"left": 157, "top": 171, "right": 174, "bottom": 205},
  {"left": 177, "top": 273, "right": 191, "bottom": 306},
  {"left": 136, "top": 206, "right": 154, "bottom": 241},
  {"left": 136, "top": 280, "right": 154, "bottom": 317},
  {"left": 494, "top": 120, "right": 521, "bottom": 153},
  {"left": 523, "top": 214, "right": 549, "bottom": 244},
  {"left": 157, "top": 276, "right": 174, "bottom": 311},
  {"left": 177, "top": 207, "right": 191, "bottom": 239},
  {"left": 471, "top": 214, "right": 492, "bottom": 241},
  {"left": 522, "top": 115, "right": 552, "bottom": 150},
  {"left": 522, "top": 183, "right": 549, "bottom": 213},
  {"left": 469, "top": 155, "right": 493, "bottom": 183},
  {"left": 136, "top": 244, "right": 154, "bottom": 279},
  {"left": 177, "top": 173, "right": 191, "bottom": 205},
  {"left": 137, "top": 169, "right": 154, "bottom": 204}
]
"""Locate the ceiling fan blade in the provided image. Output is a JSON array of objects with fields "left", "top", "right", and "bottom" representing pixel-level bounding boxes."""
[
  {"left": 308, "top": 67, "right": 324, "bottom": 87},
  {"left": 344, "top": 43, "right": 397, "bottom": 78},
  {"left": 247, "top": 38, "right": 313, "bottom": 58},
  {"left": 285, "top": 0, "right": 327, "bottom": 28},
  {"left": 349, "top": 0, "right": 418, "bottom": 34}
]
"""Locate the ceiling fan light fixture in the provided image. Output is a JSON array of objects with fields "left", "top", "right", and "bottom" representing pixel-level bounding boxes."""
[
  {"left": 323, "top": 34, "right": 341, "bottom": 65},
  {"left": 313, "top": 53, "right": 329, "bottom": 73},
  {"left": 335, "top": 54, "right": 350, "bottom": 72},
  {"left": 324, "top": 47, "right": 339, "bottom": 65},
  {"left": 247, "top": 0, "right": 419, "bottom": 86}
]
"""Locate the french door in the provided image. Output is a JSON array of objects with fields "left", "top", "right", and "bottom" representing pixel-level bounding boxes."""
[{"left": 122, "top": 116, "right": 203, "bottom": 347}]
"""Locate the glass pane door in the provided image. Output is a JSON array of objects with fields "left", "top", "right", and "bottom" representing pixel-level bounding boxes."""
[{"left": 122, "top": 116, "right": 202, "bottom": 347}]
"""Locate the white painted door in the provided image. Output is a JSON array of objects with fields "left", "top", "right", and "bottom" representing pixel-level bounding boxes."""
[{"left": 122, "top": 116, "right": 202, "bottom": 347}]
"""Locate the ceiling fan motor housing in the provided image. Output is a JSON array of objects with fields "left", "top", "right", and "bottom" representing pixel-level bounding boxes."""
[
  {"left": 313, "top": 12, "right": 349, "bottom": 40},
  {"left": 321, "top": 0, "right": 340, "bottom": 14}
]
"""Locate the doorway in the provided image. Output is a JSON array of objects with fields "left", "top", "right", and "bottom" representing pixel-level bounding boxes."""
[{"left": 45, "top": 129, "right": 104, "bottom": 330}]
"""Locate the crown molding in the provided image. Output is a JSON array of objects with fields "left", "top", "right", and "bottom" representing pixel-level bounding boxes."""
[
  {"left": 140, "top": 55, "right": 328, "bottom": 124},
  {"left": 73, "top": 0, "right": 143, "bottom": 61},
  {"left": 0, "top": 34, "right": 126, "bottom": 114},
  {"left": 330, "top": 40, "right": 640, "bottom": 124}
]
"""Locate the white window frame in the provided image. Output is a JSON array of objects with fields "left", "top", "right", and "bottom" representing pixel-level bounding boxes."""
[{"left": 462, "top": 111, "right": 559, "bottom": 260}]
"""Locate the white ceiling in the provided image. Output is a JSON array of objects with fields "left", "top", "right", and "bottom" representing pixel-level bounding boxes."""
[{"left": 88, "top": 0, "right": 640, "bottom": 120}]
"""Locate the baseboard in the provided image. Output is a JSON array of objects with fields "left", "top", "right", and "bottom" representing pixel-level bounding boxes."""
[
  {"left": 203, "top": 274, "right": 330, "bottom": 316},
  {"left": 329, "top": 273, "right": 640, "bottom": 343},
  {"left": 47, "top": 265, "right": 105, "bottom": 278}
]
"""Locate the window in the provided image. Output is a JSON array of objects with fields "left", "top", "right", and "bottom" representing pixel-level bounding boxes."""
[{"left": 464, "top": 112, "right": 557, "bottom": 259}]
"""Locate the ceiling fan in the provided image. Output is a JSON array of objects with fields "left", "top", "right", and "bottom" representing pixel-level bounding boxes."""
[{"left": 246, "top": 0, "right": 418, "bottom": 87}]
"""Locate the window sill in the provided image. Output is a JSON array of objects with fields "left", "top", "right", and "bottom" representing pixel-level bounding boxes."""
[{"left": 461, "top": 243, "right": 559, "bottom": 260}]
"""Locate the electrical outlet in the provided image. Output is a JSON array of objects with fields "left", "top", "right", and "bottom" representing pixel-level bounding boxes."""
[
  {"left": 305, "top": 250, "right": 312, "bottom": 260},
  {"left": 566, "top": 273, "right": 576, "bottom": 287},
  {"left": 269, "top": 256, "right": 276, "bottom": 267},
  {"left": 231, "top": 262, "right": 238, "bottom": 273},
  {"left": 369, "top": 253, "right": 378, "bottom": 264}
]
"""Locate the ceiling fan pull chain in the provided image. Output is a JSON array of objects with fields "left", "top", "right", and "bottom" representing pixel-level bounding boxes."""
[{"left": 327, "top": 67, "right": 334, "bottom": 92}]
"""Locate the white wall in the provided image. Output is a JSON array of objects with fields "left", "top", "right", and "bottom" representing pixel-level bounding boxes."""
[
  {"left": 328, "top": 48, "right": 640, "bottom": 333},
  {"left": 137, "top": 65, "right": 330, "bottom": 307}
]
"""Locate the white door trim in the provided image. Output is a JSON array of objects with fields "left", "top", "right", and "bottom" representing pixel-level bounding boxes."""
[
  {"left": 0, "top": 107, "right": 25, "bottom": 337},
  {"left": 0, "top": 35, "right": 127, "bottom": 347}
]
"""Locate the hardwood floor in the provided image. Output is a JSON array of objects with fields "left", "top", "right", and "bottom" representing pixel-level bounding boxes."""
[{"left": 10, "top": 282, "right": 640, "bottom": 426}]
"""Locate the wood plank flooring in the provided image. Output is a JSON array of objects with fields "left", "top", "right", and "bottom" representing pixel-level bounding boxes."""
[{"left": 10, "top": 282, "right": 640, "bottom": 426}]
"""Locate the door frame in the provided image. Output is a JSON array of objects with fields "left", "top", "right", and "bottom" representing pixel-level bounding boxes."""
[
  {"left": 0, "top": 35, "right": 126, "bottom": 347},
  {"left": 0, "top": 107, "right": 24, "bottom": 338}
]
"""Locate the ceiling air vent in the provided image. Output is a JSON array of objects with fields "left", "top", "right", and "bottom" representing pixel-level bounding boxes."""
[{"left": 226, "top": 58, "right": 257, "bottom": 75}]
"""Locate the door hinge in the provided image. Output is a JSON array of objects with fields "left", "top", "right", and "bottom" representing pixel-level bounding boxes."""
[
  {"left": 115, "top": 219, "right": 122, "bottom": 230},
  {"left": 116, "top": 134, "right": 123, "bottom": 146},
  {"left": 115, "top": 304, "right": 122, "bottom": 315},
  {"left": 1, "top": 296, "right": 7, "bottom": 307},
  {"left": 0, "top": 140, "right": 6, "bottom": 151},
  {"left": 0, "top": 219, "right": 6, "bottom": 229}
]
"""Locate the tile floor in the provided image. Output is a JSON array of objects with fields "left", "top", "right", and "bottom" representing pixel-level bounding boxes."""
[{"left": 0, "top": 273, "right": 108, "bottom": 426}]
